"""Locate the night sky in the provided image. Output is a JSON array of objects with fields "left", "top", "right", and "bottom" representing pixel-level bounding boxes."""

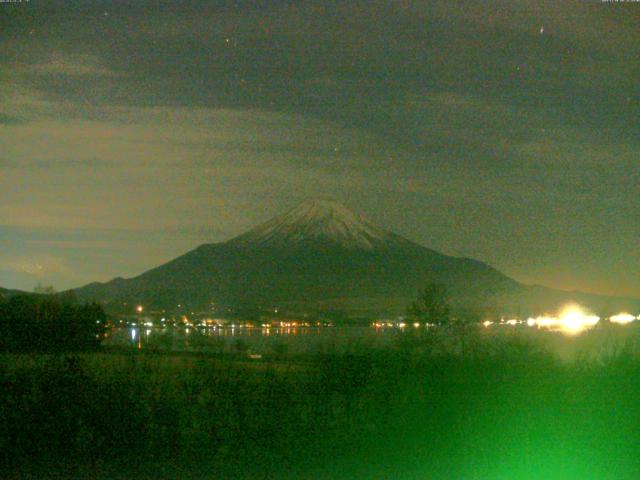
[{"left": 1, "top": 0, "right": 638, "bottom": 297}]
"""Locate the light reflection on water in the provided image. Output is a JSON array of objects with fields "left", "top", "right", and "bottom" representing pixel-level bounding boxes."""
[
  {"left": 111, "top": 325, "right": 403, "bottom": 357},
  {"left": 108, "top": 323, "right": 640, "bottom": 361}
]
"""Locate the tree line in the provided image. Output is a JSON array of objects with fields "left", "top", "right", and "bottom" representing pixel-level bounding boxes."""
[{"left": 0, "top": 293, "right": 107, "bottom": 352}]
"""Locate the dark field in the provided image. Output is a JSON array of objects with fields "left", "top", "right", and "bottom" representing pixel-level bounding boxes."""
[{"left": 2, "top": 332, "right": 640, "bottom": 479}]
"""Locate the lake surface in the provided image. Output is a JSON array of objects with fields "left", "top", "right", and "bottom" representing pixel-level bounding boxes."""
[{"left": 105, "top": 322, "right": 640, "bottom": 361}]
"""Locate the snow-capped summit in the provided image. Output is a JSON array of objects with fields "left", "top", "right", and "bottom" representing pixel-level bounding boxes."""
[{"left": 232, "top": 198, "right": 394, "bottom": 250}]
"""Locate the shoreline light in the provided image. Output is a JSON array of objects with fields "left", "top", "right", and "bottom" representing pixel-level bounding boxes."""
[
  {"left": 610, "top": 313, "right": 636, "bottom": 325},
  {"left": 526, "top": 304, "right": 600, "bottom": 335}
]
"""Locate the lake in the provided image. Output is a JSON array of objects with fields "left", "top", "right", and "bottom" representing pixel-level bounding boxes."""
[{"left": 104, "top": 321, "right": 640, "bottom": 361}]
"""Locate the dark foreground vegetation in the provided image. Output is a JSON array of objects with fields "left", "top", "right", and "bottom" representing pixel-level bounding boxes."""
[
  {"left": 0, "top": 294, "right": 106, "bottom": 353},
  {"left": 2, "top": 331, "right": 640, "bottom": 480}
]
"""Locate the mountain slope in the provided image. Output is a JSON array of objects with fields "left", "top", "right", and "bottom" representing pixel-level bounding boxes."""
[
  {"left": 73, "top": 200, "right": 639, "bottom": 316},
  {"left": 0, "top": 287, "right": 31, "bottom": 300}
]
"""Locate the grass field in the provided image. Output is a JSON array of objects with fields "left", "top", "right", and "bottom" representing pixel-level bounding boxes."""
[{"left": 2, "top": 331, "right": 640, "bottom": 479}]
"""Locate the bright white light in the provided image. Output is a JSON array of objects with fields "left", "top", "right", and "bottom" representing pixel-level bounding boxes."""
[
  {"left": 526, "top": 304, "right": 599, "bottom": 335},
  {"left": 136, "top": 305, "right": 143, "bottom": 313},
  {"left": 413, "top": 322, "right": 420, "bottom": 328},
  {"left": 130, "top": 329, "right": 137, "bottom": 341},
  {"left": 558, "top": 305, "right": 599, "bottom": 334},
  {"left": 505, "top": 319, "right": 518, "bottom": 326},
  {"left": 610, "top": 313, "right": 636, "bottom": 325},
  {"left": 483, "top": 320, "right": 493, "bottom": 328}
]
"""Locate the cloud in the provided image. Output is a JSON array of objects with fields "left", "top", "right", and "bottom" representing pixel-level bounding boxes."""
[
  {"left": 28, "top": 53, "right": 120, "bottom": 77},
  {"left": 0, "top": 253, "right": 74, "bottom": 278},
  {"left": 0, "top": 0, "right": 638, "bottom": 297},
  {"left": 0, "top": 105, "right": 392, "bottom": 236}
]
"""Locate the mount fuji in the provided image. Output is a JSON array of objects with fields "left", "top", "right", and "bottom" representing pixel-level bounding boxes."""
[{"left": 73, "top": 199, "right": 638, "bottom": 316}]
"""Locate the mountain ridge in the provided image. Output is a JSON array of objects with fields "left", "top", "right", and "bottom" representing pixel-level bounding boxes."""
[{"left": 72, "top": 199, "right": 640, "bottom": 316}]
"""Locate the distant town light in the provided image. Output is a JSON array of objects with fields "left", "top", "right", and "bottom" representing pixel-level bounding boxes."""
[
  {"left": 610, "top": 313, "right": 636, "bottom": 325},
  {"left": 136, "top": 305, "right": 143, "bottom": 313}
]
